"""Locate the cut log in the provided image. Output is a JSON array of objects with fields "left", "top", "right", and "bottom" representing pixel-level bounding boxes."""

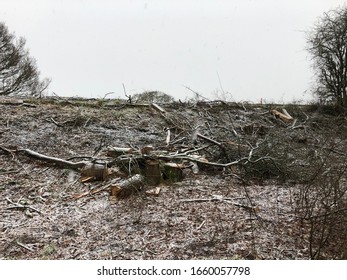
[
  {"left": 144, "top": 159, "right": 161, "bottom": 185},
  {"left": 140, "top": 145, "right": 154, "bottom": 155},
  {"left": 163, "top": 162, "right": 184, "bottom": 182},
  {"left": 106, "top": 147, "right": 133, "bottom": 157},
  {"left": 80, "top": 162, "right": 108, "bottom": 181},
  {"left": 282, "top": 108, "right": 293, "bottom": 119},
  {"left": 110, "top": 174, "right": 145, "bottom": 199},
  {"left": 271, "top": 109, "right": 293, "bottom": 122}
]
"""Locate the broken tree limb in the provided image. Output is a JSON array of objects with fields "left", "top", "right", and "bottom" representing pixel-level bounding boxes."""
[
  {"left": 106, "top": 147, "right": 134, "bottom": 157},
  {"left": 179, "top": 196, "right": 258, "bottom": 211},
  {"left": 282, "top": 108, "right": 293, "bottom": 119},
  {"left": 151, "top": 103, "right": 166, "bottom": 114},
  {"left": 74, "top": 181, "right": 118, "bottom": 199},
  {"left": 18, "top": 148, "right": 88, "bottom": 170},
  {"left": 165, "top": 128, "right": 171, "bottom": 145},
  {"left": 197, "top": 133, "right": 223, "bottom": 147},
  {"left": 0, "top": 98, "right": 24, "bottom": 106},
  {"left": 271, "top": 109, "right": 293, "bottom": 122},
  {"left": 15, "top": 241, "right": 35, "bottom": 252},
  {"left": 0, "top": 145, "right": 15, "bottom": 156},
  {"left": 156, "top": 154, "right": 242, "bottom": 168}
]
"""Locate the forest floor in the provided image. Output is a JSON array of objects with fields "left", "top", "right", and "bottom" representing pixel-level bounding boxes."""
[{"left": 0, "top": 96, "right": 346, "bottom": 260}]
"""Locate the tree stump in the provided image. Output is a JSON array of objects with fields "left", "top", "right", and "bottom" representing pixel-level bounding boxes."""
[
  {"left": 80, "top": 163, "right": 108, "bottom": 181},
  {"left": 163, "top": 162, "right": 184, "bottom": 183},
  {"left": 144, "top": 159, "right": 161, "bottom": 185}
]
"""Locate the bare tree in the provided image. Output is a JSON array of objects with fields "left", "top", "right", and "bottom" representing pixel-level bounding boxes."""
[
  {"left": 0, "top": 22, "right": 49, "bottom": 96},
  {"left": 307, "top": 7, "right": 347, "bottom": 107}
]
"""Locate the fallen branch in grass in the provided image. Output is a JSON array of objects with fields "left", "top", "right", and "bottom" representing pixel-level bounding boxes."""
[{"left": 179, "top": 196, "right": 257, "bottom": 211}]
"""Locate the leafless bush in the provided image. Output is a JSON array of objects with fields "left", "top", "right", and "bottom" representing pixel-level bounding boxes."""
[{"left": 296, "top": 140, "right": 347, "bottom": 259}]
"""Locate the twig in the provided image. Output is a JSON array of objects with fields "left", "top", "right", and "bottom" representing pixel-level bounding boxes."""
[
  {"left": 151, "top": 103, "right": 166, "bottom": 113},
  {"left": 0, "top": 168, "right": 23, "bottom": 175},
  {"left": 48, "top": 117, "right": 63, "bottom": 127},
  {"left": 102, "top": 92, "right": 115, "bottom": 99},
  {"left": 123, "top": 83, "right": 132, "bottom": 103},
  {"left": 304, "top": 208, "right": 347, "bottom": 220},
  {"left": 157, "top": 154, "right": 243, "bottom": 168},
  {"left": 183, "top": 86, "right": 211, "bottom": 101},
  {"left": 73, "top": 184, "right": 113, "bottom": 200},
  {"left": 196, "top": 133, "right": 223, "bottom": 148},
  {"left": 179, "top": 196, "right": 255, "bottom": 211},
  {"left": 180, "top": 198, "right": 223, "bottom": 203},
  {"left": 196, "top": 220, "right": 206, "bottom": 230},
  {"left": 6, "top": 197, "right": 43, "bottom": 215},
  {"left": 16, "top": 241, "right": 34, "bottom": 252},
  {"left": 0, "top": 145, "right": 15, "bottom": 154}
]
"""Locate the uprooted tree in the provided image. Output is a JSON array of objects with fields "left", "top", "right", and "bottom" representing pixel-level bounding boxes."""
[
  {"left": 0, "top": 22, "right": 49, "bottom": 96},
  {"left": 307, "top": 6, "right": 347, "bottom": 107}
]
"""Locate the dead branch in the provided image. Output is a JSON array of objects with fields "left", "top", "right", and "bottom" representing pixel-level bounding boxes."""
[
  {"left": 0, "top": 168, "right": 23, "bottom": 175},
  {"left": 197, "top": 133, "right": 223, "bottom": 148},
  {"left": 0, "top": 98, "right": 24, "bottom": 105},
  {"left": 74, "top": 181, "right": 118, "bottom": 199},
  {"left": 282, "top": 108, "right": 293, "bottom": 119},
  {"left": 47, "top": 117, "right": 63, "bottom": 127},
  {"left": 183, "top": 86, "right": 211, "bottom": 101},
  {"left": 271, "top": 109, "right": 293, "bottom": 122},
  {"left": 18, "top": 148, "right": 88, "bottom": 170},
  {"left": 0, "top": 145, "right": 14, "bottom": 154},
  {"left": 0, "top": 145, "right": 16, "bottom": 160},
  {"left": 6, "top": 197, "right": 43, "bottom": 215},
  {"left": 179, "top": 196, "right": 256, "bottom": 211},
  {"left": 15, "top": 241, "right": 34, "bottom": 252},
  {"left": 151, "top": 103, "right": 166, "bottom": 113},
  {"left": 196, "top": 220, "right": 206, "bottom": 230},
  {"left": 165, "top": 128, "right": 171, "bottom": 145},
  {"left": 106, "top": 147, "right": 134, "bottom": 157},
  {"left": 156, "top": 153, "right": 242, "bottom": 168}
]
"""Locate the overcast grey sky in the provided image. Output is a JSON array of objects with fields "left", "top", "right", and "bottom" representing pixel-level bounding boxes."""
[{"left": 1, "top": 0, "right": 346, "bottom": 102}]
